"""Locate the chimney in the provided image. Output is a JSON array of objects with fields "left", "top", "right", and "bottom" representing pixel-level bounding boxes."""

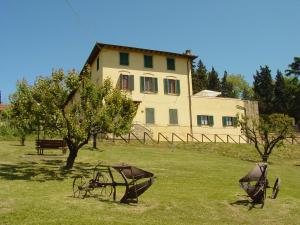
[{"left": 185, "top": 50, "right": 192, "bottom": 55}]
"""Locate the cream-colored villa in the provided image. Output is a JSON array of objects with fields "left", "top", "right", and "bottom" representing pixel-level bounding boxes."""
[{"left": 84, "top": 43, "right": 258, "bottom": 143}]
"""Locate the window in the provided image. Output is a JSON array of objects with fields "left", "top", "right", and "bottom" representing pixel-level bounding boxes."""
[
  {"left": 164, "top": 79, "right": 180, "bottom": 95},
  {"left": 146, "top": 108, "right": 155, "bottom": 124},
  {"left": 167, "top": 58, "right": 175, "bottom": 70},
  {"left": 119, "top": 74, "right": 134, "bottom": 91},
  {"left": 197, "top": 115, "right": 214, "bottom": 126},
  {"left": 144, "top": 55, "right": 153, "bottom": 68},
  {"left": 96, "top": 57, "right": 99, "bottom": 71},
  {"left": 222, "top": 116, "right": 238, "bottom": 127},
  {"left": 140, "top": 76, "right": 158, "bottom": 93},
  {"left": 120, "top": 52, "right": 129, "bottom": 66},
  {"left": 169, "top": 109, "right": 178, "bottom": 125}
]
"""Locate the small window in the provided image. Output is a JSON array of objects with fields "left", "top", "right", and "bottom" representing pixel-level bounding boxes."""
[
  {"left": 96, "top": 57, "right": 99, "bottom": 71},
  {"left": 144, "top": 55, "right": 153, "bottom": 68},
  {"left": 119, "top": 74, "right": 134, "bottom": 91},
  {"left": 167, "top": 58, "right": 175, "bottom": 70},
  {"left": 146, "top": 108, "right": 155, "bottom": 124},
  {"left": 197, "top": 115, "right": 214, "bottom": 126},
  {"left": 164, "top": 79, "right": 180, "bottom": 95},
  {"left": 140, "top": 76, "right": 158, "bottom": 93},
  {"left": 222, "top": 116, "right": 238, "bottom": 127},
  {"left": 120, "top": 52, "right": 129, "bottom": 66},
  {"left": 169, "top": 109, "right": 178, "bottom": 125}
]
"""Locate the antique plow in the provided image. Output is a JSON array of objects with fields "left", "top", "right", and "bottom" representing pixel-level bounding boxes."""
[{"left": 73, "top": 163, "right": 155, "bottom": 203}]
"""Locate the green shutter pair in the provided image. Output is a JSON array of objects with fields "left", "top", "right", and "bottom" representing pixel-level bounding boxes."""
[
  {"left": 144, "top": 55, "right": 153, "bottom": 68},
  {"left": 140, "top": 77, "right": 158, "bottom": 93},
  {"left": 119, "top": 74, "right": 134, "bottom": 91},
  {"left": 146, "top": 108, "right": 155, "bottom": 124},
  {"left": 167, "top": 58, "right": 175, "bottom": 70},
  {"left": 120, "top": 52, "right": 129, "bottom": 65},
  {"left": 169, "top": 109, "right": 178, "bottom": 125},
  {"left": 163, "top": 79, "right": 181, "bottom": 95},
  {"left": 222, "top": 117, "right": 237, "bottom": 127},
  {"left": 197, "top": 115, "right": 214, "bottom": 126}
]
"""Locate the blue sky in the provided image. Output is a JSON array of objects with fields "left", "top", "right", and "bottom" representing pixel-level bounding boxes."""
[{"left": 1, "top": 0, "right": 299, "bottom": 103}]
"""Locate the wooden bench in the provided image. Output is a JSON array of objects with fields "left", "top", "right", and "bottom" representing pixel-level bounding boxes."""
[{"left": 36, "top": 139, "right": 67, "bottom": 155}]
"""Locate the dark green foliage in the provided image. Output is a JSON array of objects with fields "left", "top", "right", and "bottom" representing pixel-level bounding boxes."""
[
  {"left": 207, "top": 67, "right": 220, "bottom": 91},
  {"left": 220, "top": 71, "right": 234, "bottom": 97},
  {"left": 286, "top": 57, "right": 300, "bottom": 77},
  {"left": 192, "top": 60, "right": 208, "bottom": 94},
  {"left": 273, "top": 70, "right": 288, "bottom": 113},
  {"left": 253, "top": 66, "right": 274, "bottom": 114}
]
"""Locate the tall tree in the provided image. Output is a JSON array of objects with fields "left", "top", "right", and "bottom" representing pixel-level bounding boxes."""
[
  {"left": 286, "top": 57, "right": 300, "bottom": 76},
  {"left": 9, "top": 80, "right": 37, "bottom": 145},
  {"left": 253, "top": 66, "right": 274, "bottom": 115},
  {"left": 221, "top": 71, "right": 234, "bottom": 97},
  {"left": 227, "top": 74, "right": 252, "bottom": 99},
  {"left": 207, "top": 67, "right": 220, "bottom": 91},
  {"left": 273, "top": 70, "right": 287, "bottom": 114},
  {"left": 192, "top": 59, "right": 208, "bottom": 93}
]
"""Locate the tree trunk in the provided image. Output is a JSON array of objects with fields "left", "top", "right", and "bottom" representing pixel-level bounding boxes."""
[
  {"left": 65, "top": 147, "right": 79, "bottom": 169},
  {"left": 20, "top": 136, "right": 25, "bottom": 146},
  {"left": 262, "top": 154, "right": 269, "bottom": 162},
  {"left": 93, "top": 133, "right": 97, "bottom": 149}
]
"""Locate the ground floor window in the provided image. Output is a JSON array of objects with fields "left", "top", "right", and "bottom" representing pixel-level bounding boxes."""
[
  {"left": 146, "top": 108, "right": 155, "bottom": 124},
  {"left": 197, "top": 115, "right": 214, "bottom": 126},
  {"left": 222, "top": 116, "right": 238, "bottom": 127},
  {"left": 169, "top": 109, "right": 178, "bottom": 125}
]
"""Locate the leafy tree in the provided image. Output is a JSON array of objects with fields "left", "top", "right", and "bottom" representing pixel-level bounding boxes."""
[
  {"left": 11, "top": 67, "right": 137, "bottom": 169},
  {"left": 239, "top": 114, "right": 294, "bottom": 162},
  {"left": 242, "top": 87, "right": 254, "bottom": 100},
  {"left": 192, "top": 60, "right": 208, "bottom": 93},
  {"left": 9, "top": 80, "right": 37, "bottom": 145},
  {"left": 273, "top": 70, "right": 288, "bottom": 113},
  {"left": 220, "top": 71, "right": 234, "bottom": 97},
  {"left": 253, "top": 66, "right": 274, "bottom": 114},
  {"left": 286, "top": 57, "right": 300, "bottom": 76},
  {"left": 207, "top": 67, "right": 220, "bottom": 91},
  {"left": 227, "top": 74, "right": 252, "bottom": 99}
]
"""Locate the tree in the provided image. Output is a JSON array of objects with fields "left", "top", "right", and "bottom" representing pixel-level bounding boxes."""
[
  {"left": 12, "top": 67, "right": 137, "bottom": 169},
  {"left": 239, "top": 114, "right": 294, "bottom": 162},
  {"left": 227, "top": 74, "right": 252, "bottom": 99},
  {"left": 286, "top": 57, "right": 300, "bottom": 76},
  {"left": 9, "top": 80, "right": 37, "bottom": 145},
  {"left": 192, "top": 60, "right": 208, "bottom": 94},
  {"left": 273, "top": 70, "right": 288, "bottom": 114},
  {"left": 220, "top": 71, "right": 234, "bottom": 97},
  {"left": 253, "top": 66, "right": 274, "bottom": 115},
  {"left": 207, "top": 67, "right": 220, "bottom": 91}
]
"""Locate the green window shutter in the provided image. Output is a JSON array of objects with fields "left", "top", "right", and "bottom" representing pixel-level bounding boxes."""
[
  {"left": 120, "top": 52, "right": 129, "bottom": 65},
  {"left": 164, "top": 79, "right": 168, "bottom": 94},
  {"left": 154, "top": 78, "right": 158, "bottom": 93},
  {"left": 129, "top": 75, "right": 134, "bottom": 91},
  {"left": 233, "top": 117, "right": 238, "bottom": 127},
  {"left": 176, "top": 80, "right": 180, "bottom": 95},
  {"left": 140, "top": 76, "right": 144, "bottom": 93},
  {"left": 169, "top": 109, "right": 178, "bottom": 124},
  {"left": 197, "top": 115, "right": 201, "bottom": 126},
  {"left": 144, "top": 55, "right": 153, "bottom": 68},
  {"left": 119, "top": 74, "right": 123, "bottom": 89},
  {"left": 208, "top": 116, "right": 214, "bottom": 126},
  {"left": 146, "top": 108, "right": 155, "bottom": 124},
  {"left": 222, "top": 117, "right": 227, "bottom": 127},
  {"left": 167, "top": 58, "right": 175, "bottom": 70}
]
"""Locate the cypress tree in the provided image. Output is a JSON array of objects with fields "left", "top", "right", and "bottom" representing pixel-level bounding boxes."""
[
  {"left": 273, "top": 70, "right": 287, "bottom": 113},
  {"left": 207, "top": 67, "right": 220, "bottom": 91},
  {"left": 253, "top": 65, "right": 274, "bottom": 115},
  {"left": 192, "top": 60, "right": 208, "bottom": 94},
  {"left": 221, "top": 71, "right": 234, "bottom": 97}
]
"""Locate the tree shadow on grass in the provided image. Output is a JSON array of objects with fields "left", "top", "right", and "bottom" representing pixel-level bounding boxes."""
[{"left": 0, "top": 160, "right": 95, "bottom": 182}]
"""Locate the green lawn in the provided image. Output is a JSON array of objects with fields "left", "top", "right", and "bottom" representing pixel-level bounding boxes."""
[{"left": 0, "top": 140, "right": 299, "bottom": 225}]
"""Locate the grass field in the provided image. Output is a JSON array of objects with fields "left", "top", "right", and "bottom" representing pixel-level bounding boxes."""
[{"left": 0, "top": 140, "right": 299, "bottom": 225}]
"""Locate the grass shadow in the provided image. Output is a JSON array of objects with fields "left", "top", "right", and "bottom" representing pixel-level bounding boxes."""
[
  {"left": 230, "top": 199, "right": 264, "bottom": 211},
  {"left": 0, "top": 159, "right": 95, "bottom": 182}
]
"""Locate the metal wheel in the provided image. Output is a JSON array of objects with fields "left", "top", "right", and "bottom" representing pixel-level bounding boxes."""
[
  {"left": 95, "top": 171, "right": 113, "bottom": 198},
  {"left": 73, "top": 175, "right": 89, "bottom": 198},
  {"left": 271, "top": 178, "right": 281, "bottom": 199}
]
